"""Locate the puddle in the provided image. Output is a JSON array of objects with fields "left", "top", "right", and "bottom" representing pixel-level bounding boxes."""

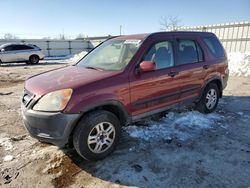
[{"left": 48, "top": 155, "right": 81, "bottom": 188}]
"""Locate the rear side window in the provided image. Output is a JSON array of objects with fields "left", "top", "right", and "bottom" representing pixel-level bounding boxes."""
[
  {"left": 203, "top": 36, "right": 225, "bottom": 58},
  {"left": 177, "top": 40, "right": 203, "bottom": 65}
]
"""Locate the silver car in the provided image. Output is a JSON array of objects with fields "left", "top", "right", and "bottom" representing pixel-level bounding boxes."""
[{"left": 0, "top": 43, "right": 45, "bottom": 64}]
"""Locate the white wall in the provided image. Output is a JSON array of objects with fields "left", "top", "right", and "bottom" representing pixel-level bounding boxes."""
[{"left": 0, "top": 39, "right": 92, "bottom": 56}]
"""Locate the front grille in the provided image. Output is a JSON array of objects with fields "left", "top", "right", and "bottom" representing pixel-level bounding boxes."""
[{"left": 22, "top": 89, "right": 34, "bottom": 107}]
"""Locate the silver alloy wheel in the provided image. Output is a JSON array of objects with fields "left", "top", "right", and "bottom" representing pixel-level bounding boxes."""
[
  {"left": 205, "top": 88, "right": 217, "bottom": 109},
  {"left": 87, "top": 122, "right": 116, "bottom": 154}
]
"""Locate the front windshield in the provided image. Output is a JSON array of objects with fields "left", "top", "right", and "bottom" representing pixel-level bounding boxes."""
[{"left": 77, "top": 39, "right": 141, "bottom": 71}]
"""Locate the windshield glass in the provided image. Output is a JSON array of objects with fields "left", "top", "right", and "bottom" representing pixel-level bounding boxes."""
[{"left": 77, "top": 39, "right": 141, "bottom": 71}]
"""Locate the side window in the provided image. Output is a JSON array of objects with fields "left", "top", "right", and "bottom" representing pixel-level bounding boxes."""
[
  {"left": 11, "top": 45, "right": 21, "bottom": 51},
  {"left": 4, "top": 45, "right": 14, "bottom": 51},
  {"left": 22, "top": 45, "right": 34, "bottom": 50},
  {"left": 203, "top": 36, "right": 225, "bottom": 58},
  {"left": 177, "top": 39, "right": 203, "bottom": 65},
  {"left": 143, "top": 41, "right": 174, "bottom": 70},
  {"left": 14, "top": 45, "right": 29, "bottom": 50}
]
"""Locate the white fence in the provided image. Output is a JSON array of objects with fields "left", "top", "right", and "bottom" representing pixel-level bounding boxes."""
[
  {"left": 0, "top": 39, "right": 93, "bottom": 56},
  {"left": 88, "top": 22, "right": 250, "bottom": 53},
  {"left": 1, "top": 21, "right": 249, "bottom": 56},
  {"left": 179, "top": 21, "right": 250, "bottom": 53}
]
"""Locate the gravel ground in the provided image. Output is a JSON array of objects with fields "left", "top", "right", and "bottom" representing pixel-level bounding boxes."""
[{"left": 0, "top": 61, "right": 250, "bottom": 188}]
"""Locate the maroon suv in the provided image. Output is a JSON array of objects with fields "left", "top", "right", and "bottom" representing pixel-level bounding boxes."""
[{"left": 21, "top": 32, "right": 228, "bottom": 160}]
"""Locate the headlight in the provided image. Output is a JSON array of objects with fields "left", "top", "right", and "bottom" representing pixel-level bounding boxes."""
[{"left": 33, "top": 89, "right": 72, "bottom": 112}]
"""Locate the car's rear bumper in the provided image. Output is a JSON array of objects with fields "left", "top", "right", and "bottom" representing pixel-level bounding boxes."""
[{"left": 21, "top": 105, "right": 80, "bottom": 147}]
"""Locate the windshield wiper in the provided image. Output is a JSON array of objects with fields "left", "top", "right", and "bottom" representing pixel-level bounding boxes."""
[{"left": 85, "top": 66, "right": 103, "bottom": 71}]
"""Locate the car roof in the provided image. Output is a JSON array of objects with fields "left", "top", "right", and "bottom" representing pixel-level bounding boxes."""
[
  {"left": 0, "top": 43, "right": 37, "bottom": 48},
  {"left": 112, "top": 31, "right": 214, "bottom": 41}
]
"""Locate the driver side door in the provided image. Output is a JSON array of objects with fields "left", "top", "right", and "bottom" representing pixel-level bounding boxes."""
[{"left": 129, "top": 37, "right": 180, "bottom": 118}]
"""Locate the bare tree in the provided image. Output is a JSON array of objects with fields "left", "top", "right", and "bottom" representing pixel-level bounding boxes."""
[
  {"left": 159, "top": 16, "right": 181, "bottom": 31},
  {"left": 59, "top": 33, "right": 65, "bottom": 40},
  {"left": 3, "top": 33, "right": 18, "bottom": 39},
  {"left": 75, "top": 33, "right": 85, "bottom": 39},
  {"left": 42, "top": 36, "right": 51, "bottom": 40}
]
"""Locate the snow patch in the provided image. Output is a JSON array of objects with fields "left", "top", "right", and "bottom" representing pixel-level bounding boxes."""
[
  {"left": 124, "top": 111, "right": 222, "bottom": 141},
  {"left": 3, "top": 155, "right": 14, "bottom": 162},
  {"left": 228, "top": 52, "right": 250, "bottom": 77},
  {"left": 67, "top": 51, "right": 88, "bottom": 63},
  {"left": 0, "top": 135, "right": 13, "bottom": 151},
  {"left": 237, "top": 112, "right": 244, "bottom": 116},
  {"left": 44, "top": 51, "right": 88, "bottom": 64}
]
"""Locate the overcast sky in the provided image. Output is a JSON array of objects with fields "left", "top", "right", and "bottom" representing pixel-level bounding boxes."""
[{"left": 0, "top": 0, "right": 249, "bottom": 39}]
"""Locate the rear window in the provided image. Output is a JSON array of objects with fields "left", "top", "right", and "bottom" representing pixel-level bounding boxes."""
[
  {"left": 203, "top": 36, "right": 225, "bottom": 58},
  {"left": 177, "top": 39, "right": 203, "bottom": 65}
]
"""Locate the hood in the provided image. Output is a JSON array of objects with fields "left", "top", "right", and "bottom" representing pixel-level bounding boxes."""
[{"left": 25, "top": 66, "right": 120, "bottom": 97}]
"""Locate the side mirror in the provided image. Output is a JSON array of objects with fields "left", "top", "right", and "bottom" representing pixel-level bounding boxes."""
[{"left": 139, "top": 61, "right": 156, "bottom": 73}]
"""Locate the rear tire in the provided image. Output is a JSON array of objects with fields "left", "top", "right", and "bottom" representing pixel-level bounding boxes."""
[
  {"left": 73, "top": 110, "right": 121, "bottom": 160},
  {"left": 29, "top": 55, "right": 39, "bottom": 64},
  {"left": 196, "top": 83, "right": 219, "bottom": 114}
]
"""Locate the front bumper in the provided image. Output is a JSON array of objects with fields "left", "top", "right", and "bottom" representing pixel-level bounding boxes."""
[{"left": 21, "top": 105, "right": 80, "bottom": 147}]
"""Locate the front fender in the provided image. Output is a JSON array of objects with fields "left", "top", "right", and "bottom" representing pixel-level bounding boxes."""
[{"left": 65, "top": 92, "right": 129, "bottom": 114}]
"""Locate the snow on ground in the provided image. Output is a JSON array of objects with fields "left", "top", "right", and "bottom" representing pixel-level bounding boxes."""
[
  {"left": 44, "top": 51, "right": 88, "bottom": 64},
  {"left": 124, "top": 111, "right": 223, "bottom": 141},
  {"left": 0, "top": 134, "right": 13, "bottom": 151},
  {"left": 68, "top": 51, "right": 88, "bottom": 63},
  {"left": 3, "top": 155, "right": 14, "bottom": 162},
  {"left": 228, "top": 52, "right": 250, "bottom": 77}
]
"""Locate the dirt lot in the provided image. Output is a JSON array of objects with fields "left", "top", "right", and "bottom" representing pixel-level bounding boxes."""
[{"left": 0, "top": 61, "right": 250, "bottom": 188}]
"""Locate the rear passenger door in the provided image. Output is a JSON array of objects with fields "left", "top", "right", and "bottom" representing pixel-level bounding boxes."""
[{"left": 174, "top": 37, "right": 205, "bottom": 104}]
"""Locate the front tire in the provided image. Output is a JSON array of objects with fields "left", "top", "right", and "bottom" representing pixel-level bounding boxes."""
[
  {"left": 196, "top": 83, "right": 219, "bottom": 114},
  {"left": 73, "top": 110, "right": 121, "bottom": 160}
]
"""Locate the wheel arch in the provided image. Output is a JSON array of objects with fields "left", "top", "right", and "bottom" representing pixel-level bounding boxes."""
[
  {"left": 198, "top": 77, "right": 223, "bottom": 102},
  {"left": 82, "top": 101, "right": 130, "bottom": 125},
  {"left": 67, "top": 100, "right": 129, "bottom": 147}
]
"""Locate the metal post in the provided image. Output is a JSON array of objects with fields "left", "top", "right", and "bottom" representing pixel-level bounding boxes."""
[
  {"left": 68, "top": 41, "right": 72, "bottom": 54},
  {"left": 239, "top": 26, "right": 244, "bottom": 52},
  {"left": 47, "top": 41, "right": 50, "bottom": 57},
  {"left": 230, "top": 25, "right": 235, "bottom": 52},
  {"left": 244, "top": 25, "right": 249, "bottom": 53},
  {"left": 235, "top": 25, "right": 240, "bottom": 52},
  {"left": 120, "top": 25, "right": 122, "bottom": 35}
]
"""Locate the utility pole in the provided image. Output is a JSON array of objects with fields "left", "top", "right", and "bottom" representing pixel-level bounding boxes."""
[{"left": 120, "top": 25, "right": 122, "bottom": 35}]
